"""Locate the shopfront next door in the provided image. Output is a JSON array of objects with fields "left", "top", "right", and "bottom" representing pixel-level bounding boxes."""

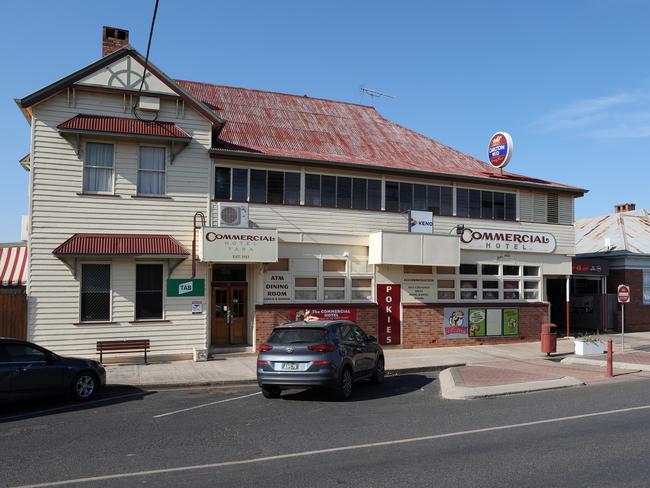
[{"left": 211, "top": 285, "right": 247, "bottom": 346}]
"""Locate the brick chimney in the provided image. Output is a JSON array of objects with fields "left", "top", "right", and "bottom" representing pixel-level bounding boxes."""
[
  {"left": 102, "top": 26, "right": 129, "bottom": 57},
  {"left": 614, "top": 203, "right": 636, "bottom": 213}
]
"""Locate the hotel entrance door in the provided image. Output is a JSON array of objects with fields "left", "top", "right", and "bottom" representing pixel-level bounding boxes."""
[{"left": 211, "top": 284, "right": 248, "bottom": 346}]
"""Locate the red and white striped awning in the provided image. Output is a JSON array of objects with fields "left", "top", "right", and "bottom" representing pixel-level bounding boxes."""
[{"left": 0, "top": 246, "right": 28, "bottom": 286}]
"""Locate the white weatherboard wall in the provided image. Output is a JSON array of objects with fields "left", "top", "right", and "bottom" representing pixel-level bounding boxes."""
[{"left": 28, "top": 89, "right": 213, "bottom": 358}]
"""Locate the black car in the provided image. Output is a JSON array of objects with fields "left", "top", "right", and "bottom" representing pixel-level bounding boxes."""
[
  {"left": 257, "top": 320, "right": 384, "bottom": 400},
  {"left": 0, "top": 338, "right": 106, "bottom": 404}
]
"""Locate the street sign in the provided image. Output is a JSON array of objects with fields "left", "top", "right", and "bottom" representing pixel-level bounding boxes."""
[{"left": 617, "top": 284, "right": 630, "bottom": 304}]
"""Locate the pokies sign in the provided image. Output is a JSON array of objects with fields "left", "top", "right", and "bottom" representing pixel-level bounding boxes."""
[
  {"left": 377, "top": 284, "right": 401, "bottom": 345},
  {"left": 488, "top": 131, "right": 513, "bottom": 169}
]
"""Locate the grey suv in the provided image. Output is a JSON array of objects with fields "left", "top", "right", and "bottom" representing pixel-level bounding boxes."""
[{"left": 256, "top": 320, "right": 384, "bottom": 400}]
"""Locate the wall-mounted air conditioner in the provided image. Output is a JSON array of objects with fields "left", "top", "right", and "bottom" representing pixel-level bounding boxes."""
[
  {"left": 217, "top": 202, "right": 249, "bottom": 228},
  {"left": 138, "top": 96, "right": 160, "bottom": 112}
]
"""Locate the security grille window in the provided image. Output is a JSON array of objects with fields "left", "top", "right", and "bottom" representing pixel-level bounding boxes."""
[
  {"left": 351, "top": 278, "right": 372, "bottom": 301},
  {"left": 643, "top": 270, "right": 650, "bottom": 305},
  {"left": 138, "top": 147, "right": 166, "bottom": 195},
  {"left": 135, "top": 264, "right": 163, "bottom": 320},
  {"left": 80, "top": 264, "right": 111, "bottom": 322},
  {"left": 457, "top": 188, "right": 516, "bottom": 221},
  {"left": 294, "top": 277, "right": 317, "bottom": 301},
  {"left": 83, "top": 142, "right": 114, "bottom": 193}
]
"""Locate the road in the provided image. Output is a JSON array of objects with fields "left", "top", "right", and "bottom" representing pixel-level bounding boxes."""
[{"left": 3, "top": 372, "right": 650, "bottom": 487}]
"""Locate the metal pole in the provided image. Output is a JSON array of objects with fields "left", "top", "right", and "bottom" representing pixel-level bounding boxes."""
[
  {"left": 566, "top": 276, "right": 571, "bottom": 337},
  {"left": 606, "top": 338, "right": 613, "bottom": 378},
  {"left": 621, "top": 302, "right": 625, "bottom": 353}
]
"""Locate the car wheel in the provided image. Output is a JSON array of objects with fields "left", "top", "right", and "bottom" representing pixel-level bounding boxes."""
[
  {"left": 261, "top": 386, "right": 281, "bottom": 399},
  {"left": 71, "top": 372, "right": 97, "bottom": 401},
  {"left": 335, "top": 366, "right": 354, "bottom": 400},
  {"left": 370, "top": 356, "right": 385, "bottom": 384}
]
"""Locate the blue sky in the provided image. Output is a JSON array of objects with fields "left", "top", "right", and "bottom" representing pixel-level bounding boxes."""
[{"left": 1, "top": 0, "right": 648, "bottom": 241}]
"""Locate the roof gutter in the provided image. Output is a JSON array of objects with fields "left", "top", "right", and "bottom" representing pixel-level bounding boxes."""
[{"left": 209, "top": 148, "right": 588, "bottom": 196}]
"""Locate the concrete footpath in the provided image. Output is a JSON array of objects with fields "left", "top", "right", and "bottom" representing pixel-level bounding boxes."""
[{"left": 105, "top": 332, "right": 650, "bottom": 398}]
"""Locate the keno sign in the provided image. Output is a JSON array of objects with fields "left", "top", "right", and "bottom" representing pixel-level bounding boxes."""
[
  {"left": 408, "top": 210, "right": 433, "bottom": 234},
  {"left": 201, "top": 227, "right": 278, "bottom": 262},
  {"left": 460, "top": 227, "right": 556, "bottom": 253},
  {"left": 488, "top": 131, "right": 513, "bottom": 169}
]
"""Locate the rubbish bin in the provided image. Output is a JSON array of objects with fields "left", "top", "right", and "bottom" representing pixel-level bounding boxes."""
[{"left": 541, "top": 323, "right": 557, "bottom": 355}]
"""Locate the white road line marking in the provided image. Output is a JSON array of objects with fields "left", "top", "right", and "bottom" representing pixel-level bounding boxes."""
[
  {"left": 153, "top": 391, "right": 261, "bottom": 418},
  {"left": 0, "top": 392, "right": 147, "bottom": 423},
  {"left": 13, "top": 402, "right": 650, "bottom": 487}
]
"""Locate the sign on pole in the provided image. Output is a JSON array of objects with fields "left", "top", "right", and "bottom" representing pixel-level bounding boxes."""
[{"left": 617, "top": 284, "right": 630, "bottom": 352}]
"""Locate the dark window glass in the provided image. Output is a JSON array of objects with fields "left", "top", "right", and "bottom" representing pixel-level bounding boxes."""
[
  {"left": 232, "top": 168, "right": 248, "bottom": 201},
  {"left": 459, "top": 264, "right": 478, "bottom": 275},
  {"left": 441, "top": 186, "right": 453, "bottom": 216},
  {"left": 4, "top": 344, "right": 48, "bottom": 363},
  {"left": 267, "top": 171, "right": 284, "bottom": 204},
  {"left": 136, "top": 264, "right": 163, "bottom": 320},
  {"left": 268, "top": 328, "right": 327, "bottom": 344},
  {"left": 80, "top": 264, "right": 110, "bottom": 321},
  {"left": 212, "top": 264, "right": 246, "bottom": 282},
  {"left": 321, "top": 175, "right": 336, "bottom": 207},
  {"left": 413, "top": 184, "right": 427, "bottom": 210},
  {"left": 494, "top": 192, "right": 505, "bottom": 220},
  {"left": 427, "top": 185, "right": 441, "bottom": 215},
  {"left": 337, "top": 324, "right": 355, "bottom": 342},
  {"left": 249, "top": 170, "right": 267, "bottom": 203},
  {"left": 305, "top": 174, "right": 321, "bottom": 206},
  {"left": 367, "top": 180, "right": 381, "bottom": 210},
  {"left": 399, "top": 182, "right": 413, "bottom": 212},
  {"left": 352, "top": 326, "right": 368, "bottom": 344},
  {"left": 505, "top": 193, "right": 517, "bottom": 221},
  {"left": 214, "top": 167, "right": 231, "bottom": 200},
  {"left": 456, "top": 188, "right": 469, "bottom": 217},
  {"left": 352, "top": 178, "right": 367, "bottom": 209},
  {"left": 337, "top": 177, "right": 352, "bottom": 208},
  {"left": 481, "top": 191, "right": 493, "bottom": 219},
  {"left": 469, "top": 189, "right": 481, "bottom": 219},
  {"left": 284, "top": 172, "right": 300, "bottom": 205},
  {"left": 385, "top": 181, "right": 399, "bottom": 211}
]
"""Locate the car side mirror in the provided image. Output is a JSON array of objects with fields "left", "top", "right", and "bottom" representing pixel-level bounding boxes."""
[{"left": 368, "top": 336, "right": 377, "bottom": 343}]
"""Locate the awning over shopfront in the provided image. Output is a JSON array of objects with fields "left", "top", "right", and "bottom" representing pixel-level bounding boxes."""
[
  {"left": 368, "top": 232, "right": 460, "bottom": 266},
  {"left": 57, "top": 114, "right": 191, "bottom": 161},
  {"left": 0, "top": 245, "right": 28, "bottom": 286},
  {"left": 53, "top": 233, "right": 189, "bottom": 258}
]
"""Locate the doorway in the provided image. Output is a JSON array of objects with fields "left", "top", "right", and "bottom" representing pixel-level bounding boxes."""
[
  {"left": 211, "top": 264, "right": 248, "bottom": 347},
  {"left": 546, "top": 277, "right": 567, "bottom": 335}
]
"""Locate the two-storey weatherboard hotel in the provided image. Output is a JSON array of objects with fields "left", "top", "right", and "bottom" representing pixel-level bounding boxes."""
[{"left": 14, "top": 27, "right": 586, "bottom": 360}]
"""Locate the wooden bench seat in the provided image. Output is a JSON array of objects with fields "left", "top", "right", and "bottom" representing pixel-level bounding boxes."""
[{"left": 97, "top": 339, "right": 150, "bottom": 364}]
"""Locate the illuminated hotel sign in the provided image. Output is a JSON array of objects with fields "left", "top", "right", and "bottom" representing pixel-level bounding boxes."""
[
  {"left": 460, "top": 227, "right": 556, "bottom": 253},
  {"left": 201, "top": 228, "right": 278, "bottom": 262}
]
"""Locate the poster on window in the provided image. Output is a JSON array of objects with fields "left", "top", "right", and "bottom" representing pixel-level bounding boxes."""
[
  {"left": 290, "top": 307, "right": 357, "bottom": 322},
  {"left": 502, "top": 308, "right": 520, "bottom": 336},
  {"left": 468, "top": 308, "right": 487, "bottom": 337},
  {"left": 443, "top": 307, "right": 469, "bottom": 339}
]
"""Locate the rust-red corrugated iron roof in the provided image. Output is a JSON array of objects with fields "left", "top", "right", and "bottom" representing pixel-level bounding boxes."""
[
  {"left": 57, "top": 114, "right": 191, "bottom": 140},
  {"left": 53, "top": 234, "right": 189, "bottom": 256},
  {"left": 176, "top": 80, "right": 584, "bottom": 193}
]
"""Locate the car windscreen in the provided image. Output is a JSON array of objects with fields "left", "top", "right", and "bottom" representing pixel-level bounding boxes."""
[{"left": 267, "top": 328, "right": 327, "bottom": 344}]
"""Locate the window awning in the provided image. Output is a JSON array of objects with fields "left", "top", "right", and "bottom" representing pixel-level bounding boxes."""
[
  {"left": 57, "top": 114, "right": 191, "bottom": 161},
  {"left": 53, "top": 234, "right": 189, "bottom": 259},
  {"left": 0, "top": 245, "right": 28, "bottom": 286}
]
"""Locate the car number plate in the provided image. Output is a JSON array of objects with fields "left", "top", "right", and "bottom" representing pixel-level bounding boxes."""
[{"left": 281, "top": 362, "right": 299, "bottom": 370}]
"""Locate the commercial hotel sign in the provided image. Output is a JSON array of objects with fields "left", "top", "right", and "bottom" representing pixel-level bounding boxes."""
[
  {"left": 460, "top": 227, "right": 556, "bottom": 253},
  {"left": 201, "top": 228, "right": 278, "bottom": 262}
]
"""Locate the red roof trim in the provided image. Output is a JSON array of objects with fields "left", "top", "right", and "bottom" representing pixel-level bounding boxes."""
[
  {"left": 53, "top": 234, "right": 189, "bottom": 256},
  {"left": 0, "top": 246, "right": 28, "bottom": 286},
  {"left": 57, "top": 114, "right": 191, "bottom": 140}
]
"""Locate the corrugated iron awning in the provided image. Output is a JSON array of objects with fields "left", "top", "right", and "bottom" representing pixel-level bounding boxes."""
[
  {"left": 53, "top": 234, "right": 189, "bottom": 258},
  {"left": 0, "top": 246, "right": 28, "bottom": 286},
  {"left": 57, "top": 114, "right": 192, "bottom": 141}
]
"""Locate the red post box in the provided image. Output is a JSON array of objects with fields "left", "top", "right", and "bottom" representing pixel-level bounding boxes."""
[{"left": 541, "top": 323, "right": 557, "bottom": 355}]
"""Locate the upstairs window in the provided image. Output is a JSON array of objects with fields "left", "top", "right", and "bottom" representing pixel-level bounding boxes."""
[
  {"left": 84, "top": 142, "right": 114, "bottom": 193},
  {"left": 216, "top": 167, "right": 299, "bottom": 204},
  {"left": 138, "top": 146, "right": 166, "bottom": 195},
  {"left": 457, "top": 188, "right": 516, "bottom": 221}
]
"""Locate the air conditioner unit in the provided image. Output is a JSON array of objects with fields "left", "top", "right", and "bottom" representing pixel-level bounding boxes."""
[
  {"left": 138, "top": 96, "right": 160, "bottom": 112},
  {"left": 217, "top": 202, "right": 249, "bottom": 228}
]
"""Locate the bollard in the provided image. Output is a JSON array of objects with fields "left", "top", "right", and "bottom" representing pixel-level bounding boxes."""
[{"left": 606, "top": 338, "right": 613, "bottom": 378}]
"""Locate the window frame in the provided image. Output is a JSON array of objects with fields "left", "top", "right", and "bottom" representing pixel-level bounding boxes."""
[
  {"left": 79, "top": 261, "right": 112, "bottom": 323},
  {"left": 82, "top": 141, "right": 116, "bottom": 195},
  {"left": 134, "top": 262, "right": 165, "bottom": 321},
  {"left": 137, "top": 145, "right": 167, "bottom": 196},
  {"left": 456, "top": 186, "right": 518, "bottom": 221}
]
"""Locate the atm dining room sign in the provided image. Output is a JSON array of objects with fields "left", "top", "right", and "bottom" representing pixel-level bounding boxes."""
[
  {"left": 459, "top": 227, "right": 556, "bottom": 253},
  {"left": 201, "top": 228, "right": 278, "bottom": 262}
]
